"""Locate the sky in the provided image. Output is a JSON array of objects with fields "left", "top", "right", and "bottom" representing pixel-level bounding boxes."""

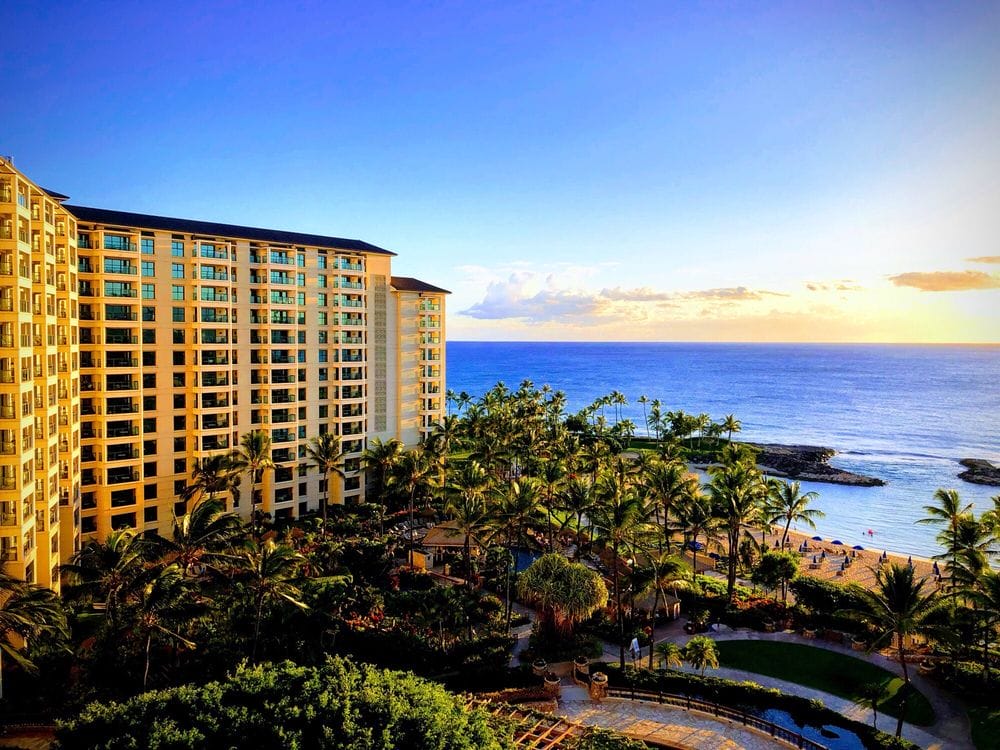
[{"left": 2, "top": 1, "right": 998, "bottom": 342}]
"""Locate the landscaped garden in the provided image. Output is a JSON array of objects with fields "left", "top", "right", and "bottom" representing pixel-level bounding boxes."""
[{"left": 714, "top": 640, "right": 935, "bottom": 726}]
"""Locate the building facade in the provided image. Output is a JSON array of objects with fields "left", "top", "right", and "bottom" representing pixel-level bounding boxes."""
[{"left": 0, "top": 157, "right": 447, "bottom": 590}]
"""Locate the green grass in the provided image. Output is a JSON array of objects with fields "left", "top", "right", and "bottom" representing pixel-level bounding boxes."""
[
  {"left": 715, "top": 640, "right": 935, "bottom": 727},
  {"left": 968, "top": 705, "right": 1000, "bottom": 750}
]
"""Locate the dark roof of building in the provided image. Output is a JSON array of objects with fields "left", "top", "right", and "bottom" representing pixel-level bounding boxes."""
[
  {"left": 64, "top": 204, "right": 396, "bottom": 256},
  {"left": 391, "top": 276, "right": 450, "bottom": 294},
  {"left": 42, "top": 188, "right": 70, "bottom": 201}
]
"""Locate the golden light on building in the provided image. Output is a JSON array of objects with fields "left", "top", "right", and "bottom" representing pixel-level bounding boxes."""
[{"left": 0, "top": 157, "right": 447, "bottom": 590}]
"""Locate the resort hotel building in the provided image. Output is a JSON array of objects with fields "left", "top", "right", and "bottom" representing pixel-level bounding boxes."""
[{"left": 0, "top": 157, "right": 448, "bottom": 591}]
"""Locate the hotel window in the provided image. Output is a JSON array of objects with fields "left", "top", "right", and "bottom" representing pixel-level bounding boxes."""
[
  {"left": 296, "top": 253, "right": 305, "bottom": 267},
  {"left": 318, "top": 331, "right": 327, "bottom": 344},
  {"left": 143, "top": 351, "right": 156, "bottom": 366},
  {"left": 142, "top": 373, "right": 156, "bottom": 388},
  {"left": 318, "top": 351, "right": 327, "bottom": 363},
  {"left": 141, "top": 238, "right": 154, "bottom": 255},
  {"left": 144, "top": 483, "right": 157, "bottom": 499},
  {"left": 318, "top": 275, "right": 327, "bottom": 287},
  {"left": 172, "top": 352, "right": 185, "bottom": 366},
  {"left": 171, "top": 241, "right": 184, "bottom": 257},
  {"left": 318, "top": 312, "right": 327, "bottom": 325},
  {"left": 143, "top": 395, "right": 157, "bottom": 411},
  {"left": 142, "top": 306, "right": 155, "bottom": 321},
  {"left": 319, "top": 405, "right": 328, "bottom": 418},
  {"left": 173, "top": 373, "right": 185, "bottom": 387},
  {"left": 297, "top": 292, "right": 305, "bottom": 305},
  {"left": 172, "top": 329, "right": 184, "bottom": 344},
  {"left": 141, "top": 261, "right": 154, "bottom": 277},
  {"left": 171, "top": 285, "right": 183, "bottom": 301},
  {"left": 143, "top": 506, "right": 157, "bottom": 523},
  {"left": 172, "top": 307, "right": 184, "bottom": 322},
  {"left": 141, "top": 283, "right": 155, "bottom": 300},
  {"left": 297, "top": 273, "right": 305, "bottom": 286},
  {"left": 143, "top": 418, "right": 156, "bottom": 432},
  {"left": 173, "top": 394, "right": 185, "bottom": 409},
  {"left": 171, "top": 263, "right": 184, "bottom": 279},
  {"left": 318, "top": 293, "right": 326, "bottom": 306},
  {"left": 142, "top": 329, "right": 155, "bottom": 344},
  {"left": 173, "top": 416, "right": 186, "bottom": 431},
  {"left": 317, "top": 255, "right": 327, "bottom": 269}
]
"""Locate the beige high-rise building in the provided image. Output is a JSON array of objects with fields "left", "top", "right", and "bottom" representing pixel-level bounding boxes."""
[{"left": 0, "top": 157, "right": 447, "bottom": 590}]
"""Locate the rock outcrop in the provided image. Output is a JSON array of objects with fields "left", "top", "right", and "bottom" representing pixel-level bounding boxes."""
[{"left": 958, "top": 458, "right": 1000, "bottom": 487}]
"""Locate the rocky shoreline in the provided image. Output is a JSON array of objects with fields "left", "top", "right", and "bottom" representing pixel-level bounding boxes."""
[
  {"left": 744, "top": 443, "right": 885, "bottom": 487},
  {"left": 958, "top": 458, "right": 1000, "bottom": 487}
]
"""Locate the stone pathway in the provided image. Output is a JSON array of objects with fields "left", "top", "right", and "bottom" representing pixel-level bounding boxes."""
[{"left": 558, "top": 695, "right": 789, "bottom": 750}]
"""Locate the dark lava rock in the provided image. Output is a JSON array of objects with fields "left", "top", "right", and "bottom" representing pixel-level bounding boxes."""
[
  {"left": 958, "top": 458, "right": 1000, "bottom": 487},
  {"left": 746, "top": 443, "right": 885, "bottom": 487}
]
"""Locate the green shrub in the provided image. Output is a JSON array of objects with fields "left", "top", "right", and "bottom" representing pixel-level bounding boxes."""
[{"left": 56, "top": 657, "right": 509, "bottom": 750}]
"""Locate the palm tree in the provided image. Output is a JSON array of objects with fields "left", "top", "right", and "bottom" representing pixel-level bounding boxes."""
[
  {"left": 766, "top": 480, "right": 823, "bottom": 549},
  {"left": 160, "top": 497, "right": 242, "bottom": 578},
  {"left": 445, "top": 460, "right": 493, "bottom": 588},
  {"left": 538, "top": 459, "right": 567, "bottom": 550},
  {"left": 970, "top": 570, "right": 1000, "bottom": 684},
  {"left": 389, "top": 448, "right": 432, "bottom": 565},
  {"left": 855, "top": 681, "right": 891, "bottom": 731},
  {"left": 517, "top": 553, "right": 607, "bottom": 637},
  {"left": 362, "top": 437, "right": 404, "bottom": 533},
  {"left": 919, "top": 489, "right": 973, "bottom": 606},
  {"left": 655, "top": 641, "right": 683, "bottom": 670},
  {"left": 593, "top": 472, "right": 647, "bottom": 666},
  {"left": 0, "top": 572, "right": 68, "bottom": 699},
  {"left": 495, "top": 477, "right": 543, "bottom": 625},
  {"left": 181, "top": 452, "right": 241, "bottom": 511},
  {"left": 842, "top": 563, "right": 941, "bottom": 737},
  {"left": 645, "top": 460, "right": 697, "bottom": 553},
  {"left": 129, "top": 565, "right": 199, "bottom": 689},
  {"left": 722, "top": 414, "right": 741, "bottom": 444},
  {"left": 238, "top": 539, "right": 308, "bottom": 663},
  {"left": 637, "top": 395, "right": 650, "bottom": 439},
  {"left": 708, "top": 455, "right": 766, "bottom": 601},
  {"left": 62, "top": 529, "right": 155, "bottom": 628},
  {"left": 559, "top": 476, "right": 598, "bottom": 559},
  {"left": 305, "top": 432, "right": 346, "bottom": 524},
  {"left": 684, "top": 635, "right": 719, "bottom": 676},
  {"left": 232, "top": 431, "right": 275, "bottom": 526},
  {"left": 675, "top": 491, "right": 719, "bottom": 578}
]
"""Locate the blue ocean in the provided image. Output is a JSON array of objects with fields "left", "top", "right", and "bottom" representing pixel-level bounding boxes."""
[{"left": 447, "top": 342, "right": 1000, "bottom": 557}]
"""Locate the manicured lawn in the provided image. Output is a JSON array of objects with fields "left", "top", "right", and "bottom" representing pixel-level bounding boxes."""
[
  {"left": 968, "top": 705, "right": 1000, "bottom": 750},
  {"left": 715, "top": 640, "right": 935, "bottom": 727}
]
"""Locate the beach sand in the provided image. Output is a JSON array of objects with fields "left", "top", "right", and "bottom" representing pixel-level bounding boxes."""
[{"left": 682, "top": 527, "right": 941, "bottom": 593}]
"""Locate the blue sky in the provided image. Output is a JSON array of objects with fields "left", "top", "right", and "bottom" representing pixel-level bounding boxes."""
[{"left": 3, "top": 1, "right": 998, "bottom": 341}]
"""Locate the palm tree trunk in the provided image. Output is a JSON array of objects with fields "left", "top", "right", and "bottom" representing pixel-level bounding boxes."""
[
  {"left": 727, "top": 528, "right": 738, "bottom": 601},
  {"left": 613, "top": 538, "right": 625, "bottom": 667},
  {"left": 782, "top": 518, "right": 792, "bottom": 549},
  {"left": 252, "top": 594, "right": 265, "bottom": 664},
  {"left": 143, "top": 633, "right": 153, "bottom": 689}
]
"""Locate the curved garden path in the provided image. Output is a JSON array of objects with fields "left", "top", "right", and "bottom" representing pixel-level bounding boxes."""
[{"left": 626, "top": 624, "right": 973, "bottom": 750}]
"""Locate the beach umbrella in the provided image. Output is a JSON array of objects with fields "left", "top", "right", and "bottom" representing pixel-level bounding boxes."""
[
  {"left": 853, "top": 545, "right": 865, "bottom": 551},
  {"left": 812, "top": 536, "right": 823, "bottom": 541},
  {"left": 831, "top": 540, "right": 843, "bottom": 546}
]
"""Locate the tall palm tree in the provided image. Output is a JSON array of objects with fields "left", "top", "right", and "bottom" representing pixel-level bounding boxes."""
[
  {"left": 559, "top": 476, "right": 598, "bottom": 559},
  {"left": 237, "top": 539, "right": 308, "bottom": 663},
  {"left": 0, "top": 572, "right": 68, "bottom": 699},
  {"left": 593, "top": 472, "right": 647, "bottom": 666},
  {"left": 843, "top": 563, "right": 941, "bottom": 737},
  {"left": 361, "top": 437, "right": 404, "bottom": 533},
  {"left": 160, "top": 497, "right": 242, "bottom": 578},
  {"left": 766, "top": 480, "right": 823, "bottom": 549},
  {"left": 538, "top": 459, "right": 567, "bottom": 550},
  {"left": 708, "top": 456, "right": 766, "bottom": 601},
  {"left": 305, "top": 432, "right": 346, "bottom": 524},
  {"left": 128, "top": 565, "right": 199, "bottom": 689},
  {"left": 388, "top": 448, "right": 432, "bottom": 564},
  {"left": 495, "top": 477, "right": 544, "bottom": 624},
  {"left": 722, "top": 414, "right": 742, "bottom": 444},
  {"left": 675, "top": 491, "right": 719, "bottom": 578},
  {"left": 232, "top": 431, "right": 275, "bottom": 526},
  {"left": 181, "top": 452, "right": 241, "bottom": 511},
  {"left": 445, "top": 460, "right": 493, "bottom": 588},
  {"left": 919, "top": 488, "right": 973, "bottom": 605},
  {"left": 968, "top": 570, "right": 1000, "bottom": 684},
  {"left": 644, "top": 460, "right": 697, "bottom": 553},
  {"left": 62, "top": 529, "right": 155, "bottom": 628}
]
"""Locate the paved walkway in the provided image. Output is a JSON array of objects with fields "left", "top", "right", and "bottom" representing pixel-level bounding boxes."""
[{"left": 558, "top": 687, "right": 787, "bottom": 750}]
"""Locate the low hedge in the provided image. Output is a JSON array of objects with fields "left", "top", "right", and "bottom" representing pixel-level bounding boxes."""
[{"left": 595, "top": 663, "right": 918, "bottom": 750}]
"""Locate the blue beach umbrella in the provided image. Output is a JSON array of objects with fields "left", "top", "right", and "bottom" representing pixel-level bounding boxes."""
[
  {"left": 812, "top": 536, "right": 823, "bottom": 541},
  {"left": 831, "top": 540, "right": 843, "bottom": 546},
  {"left": 853, "top": 545, "right": 865, "bottom": 551}
]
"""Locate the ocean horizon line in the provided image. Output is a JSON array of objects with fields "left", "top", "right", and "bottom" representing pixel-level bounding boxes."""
[{"left": 449, "top": 339, "right": 1000, "bottom": 347}]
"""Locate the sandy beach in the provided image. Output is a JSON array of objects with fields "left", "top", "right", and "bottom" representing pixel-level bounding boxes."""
[{"left": 684, "top": 526, "right": 941, "bottom": 593}]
